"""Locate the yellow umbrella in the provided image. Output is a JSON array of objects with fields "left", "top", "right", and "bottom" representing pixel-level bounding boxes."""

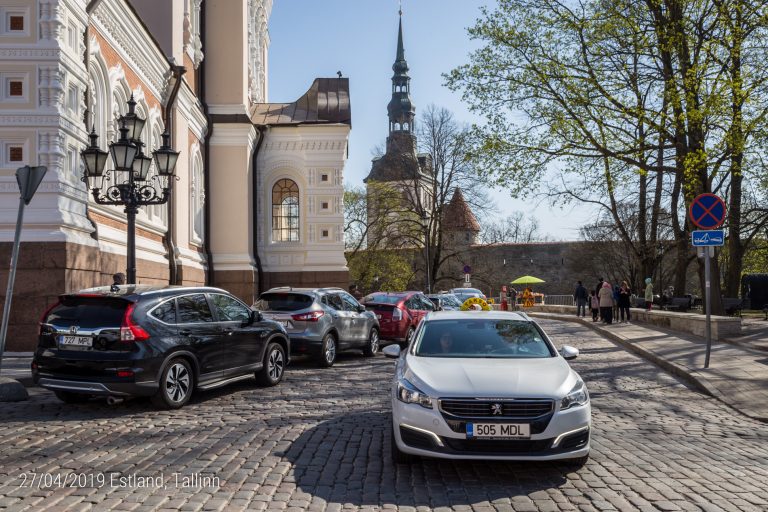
[{"left": 511, "top": 275, "right": 546, "bottom": 285}]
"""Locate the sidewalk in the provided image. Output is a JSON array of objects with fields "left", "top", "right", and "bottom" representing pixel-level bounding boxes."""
[
  {"left": 532, "top": 312, "right": 768, "bottom": 423},
  {"left": 0, "top": 353, "right": 33, "bottom": 386},
  {"left": 723, "top": 317, "right": 768, "bottom": 352}
]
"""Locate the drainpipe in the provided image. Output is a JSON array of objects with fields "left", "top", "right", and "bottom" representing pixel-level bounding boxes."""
[
  {"left": 252, "top": 125, "right": 266, "bottom": 295},
  {"left": 163, "top": 65, "right": 187, "bottom": 285},
  {"left": 200, "top": 0, "right": 214, "bottom": 285}
]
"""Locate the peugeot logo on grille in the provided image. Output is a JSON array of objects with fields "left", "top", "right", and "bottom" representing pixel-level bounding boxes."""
[
  {"left": 69, "top": 326, "right": 79, "bottom": 335},
  {"left": 491, "top": 403, "right": 503, "bottom": 415}
]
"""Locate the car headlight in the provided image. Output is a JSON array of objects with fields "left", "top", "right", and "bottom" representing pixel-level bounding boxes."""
[
  {"left": 396, "top": 378, "right": 433, "bottom": 409},
  {"left": 560, "top": 379, "right": 589, "bottom": 410}
]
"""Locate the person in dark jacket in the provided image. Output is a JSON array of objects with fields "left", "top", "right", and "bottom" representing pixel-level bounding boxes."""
[
  {"left": 618, "top": 280, "right": 632, "bottom": 322},
  {"left": 595, "top": 278, "right": 604, "bottom": 320},
  {"left": 573, "top": 281, "right": 588, "bottom": 317}
]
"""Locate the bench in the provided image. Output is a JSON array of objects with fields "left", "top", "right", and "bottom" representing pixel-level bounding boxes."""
[
  {"left": 722, "top": 298, "right": 743, "bottom": 317},
  {"left": 664, "top": 297, "right": 691, "bottom": 312},
  {"left": 631, "top": 297, "right": 647, "bottom": 308}
]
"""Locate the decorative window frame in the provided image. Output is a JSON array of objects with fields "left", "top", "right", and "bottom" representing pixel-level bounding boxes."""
[
  {"left": 190, "top": 143, "right": 205, "bottom": 245},
  {"left": 1, "top": 72, "right": 29, "bottom": 102},
  {"left": 2, "top": 138, "right": 28, "bottom": 168},
  {"left": 270, "top": 177, "right": 301, "bottom": 244},
  {"left": 0, "top": 7, "right": 30, "bottom": 37}
]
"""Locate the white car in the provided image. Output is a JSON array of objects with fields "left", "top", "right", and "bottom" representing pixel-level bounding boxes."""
[{"left": 383, "top": 310, "right": 591, "bottom": 464}]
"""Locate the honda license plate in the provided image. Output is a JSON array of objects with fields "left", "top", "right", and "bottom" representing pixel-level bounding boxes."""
[{"left": 58, "top": 335, "right": 92, "bottom": 347}]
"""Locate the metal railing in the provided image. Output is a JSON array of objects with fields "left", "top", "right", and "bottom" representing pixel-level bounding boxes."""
[{"left": 543, "top": 295, "right": 575, "bottom": 306}]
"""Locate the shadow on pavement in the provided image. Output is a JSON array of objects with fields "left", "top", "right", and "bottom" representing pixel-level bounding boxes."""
[{"left": 281, "top": 410, "right": 571, "bottom": 508}]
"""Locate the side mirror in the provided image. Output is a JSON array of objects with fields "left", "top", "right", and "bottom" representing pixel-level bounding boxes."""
[
  {"left": 358, "top": 304, "right": 366, "bottom": 313},
  {"left": 560, "top": 345, "right": 579, "bottom": 360},
  {"left": 244, "top": 309, "right": 261, "bottom": 326},
  {"left": 382, "top": 345, "right": 401, "bottom": 359}
]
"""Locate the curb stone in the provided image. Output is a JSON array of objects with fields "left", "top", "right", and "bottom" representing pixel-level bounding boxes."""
[{"left": 530, "top": 312, "right": 768, "bottom": 423}]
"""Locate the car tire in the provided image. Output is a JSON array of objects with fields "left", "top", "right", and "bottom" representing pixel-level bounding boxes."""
[
  {"left": 151, "top": 358, "right": 194, "bottom": 409},
  {"left": 256, "top": 342, "right": 286, "bottom": 387},
  {"left": 362, "top": 328, "right": 380, "bottom": 357},
  {"left": 391, "top": 424, "right": 413, "bottom": 464},
  {"left": 318, "top": 332, "right": 337, "bottom": 368},
  {"left": 399, "top": 327, "right": 415, "bottom": 348},
  {"left": 53, "top": 390, "right": 90, "bottom": 404}
]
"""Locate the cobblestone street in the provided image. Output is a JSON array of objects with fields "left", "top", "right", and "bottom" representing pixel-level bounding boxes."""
[{"left": 0, "top": 319, "right": 766, "bottom": 511}]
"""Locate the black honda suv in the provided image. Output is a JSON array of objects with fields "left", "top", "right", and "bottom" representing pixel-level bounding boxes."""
[{"left": 33, "top": 285, "right": 290, "bottom": 409}]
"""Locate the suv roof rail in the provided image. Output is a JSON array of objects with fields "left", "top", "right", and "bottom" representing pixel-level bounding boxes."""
[
  {"left": 317, "top": 287, "right": 344, "bottom": 291},
  {"left": 267, "top": 286, "right": 292, "bottom": 291}
]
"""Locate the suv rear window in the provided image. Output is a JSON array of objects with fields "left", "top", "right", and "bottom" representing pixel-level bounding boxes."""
[
  {"left": 256, "top": 292, "right": 313, "bottom": 312},
  {"left": 44, "top": 297, "right": 128, "bottom": 328},
  {"left": 363, "top": 294, "right": 404, "bottom": 304}
]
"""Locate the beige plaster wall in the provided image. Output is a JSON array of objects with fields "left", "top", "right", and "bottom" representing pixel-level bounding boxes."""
[{"left": 203, "top": 0, "right": 248, "bottom": 110}]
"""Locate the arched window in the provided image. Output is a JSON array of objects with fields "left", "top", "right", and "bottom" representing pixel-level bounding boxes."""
[{"left": 272, "top": 179, "right": 299, "bottom": 242}]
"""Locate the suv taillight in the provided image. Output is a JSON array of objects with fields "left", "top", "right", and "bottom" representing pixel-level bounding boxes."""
[
  {"left": 121, "top": 303, "right": 150, "bottom": 341},
  {"left": 392, "top": 307, "right": 403, "bottom": 321},
  {"left": 39, "top": 300, "right": 60, "bottom": 335},
  {"left": 291, "top": 311, "right": 324, "bottom": 322}
]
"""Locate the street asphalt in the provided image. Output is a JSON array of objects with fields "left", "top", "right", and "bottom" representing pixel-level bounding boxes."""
[{"left": 0, "top": 319, "right": 766, "bottom": 511}]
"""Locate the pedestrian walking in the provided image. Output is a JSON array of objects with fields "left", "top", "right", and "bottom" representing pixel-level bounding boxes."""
[
  {"left": 573, "top": 280, "right": 588, "bottom": 318},
  {"left": 599, "top": 282, "right": 614, "bottom": 324},
  {"left": 590, "top": 291, "right": 600, "bottom": 321},
  {"left": 618, "top": 281, "right": 631, "bottom": 323},
  {"left": 612, "top": 284, "right": 620, "bottom": 319},
  {"left": 644, "top": 277, "right": 654, "bottom": 311}
]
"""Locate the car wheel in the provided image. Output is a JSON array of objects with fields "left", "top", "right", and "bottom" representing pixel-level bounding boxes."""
[
  {"left": 362, "top": 328, "right": 380, "bottom": 357},
  {"left": 400, "top": 327, "right": 415, "bottom": 348},
  {"left": 391, "top": 423, "right": 413, "bottom": 464},
  {"left": 318, "top": 332, "right": 337, "bottom": 368},
  {"left": 151, "top": 358, "right": 194, "bottom": 409},
  {"left": 53, "top": 390, "right": 91, "bottom": 404},
  {"left": 256, "top": 342, "right": 286, "bottom": 387}
]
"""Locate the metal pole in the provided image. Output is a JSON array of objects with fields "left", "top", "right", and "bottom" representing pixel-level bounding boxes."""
[
  {"left": 425, "top": 240, "right": 431, "bottom": 294},
  {"left": 126, "top": 202, "right": 137, "bottom": 285},
  {"left": 704, "top": 247, "right": 712, "bottom": 368},
  {"left": 0, "top": 197, "right": 27, "bottom": 369}
]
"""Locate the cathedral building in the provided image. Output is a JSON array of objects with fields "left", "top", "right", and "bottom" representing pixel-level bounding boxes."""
[{"left": 0, "top": 0, "right": 351, "bottom": 350}]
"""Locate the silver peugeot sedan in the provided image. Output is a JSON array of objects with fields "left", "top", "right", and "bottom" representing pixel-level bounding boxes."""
[
  {"left": 383, "top": 310, "right": 591, "bottom": 464},
  {"left": 255, "top": 287, "right": 379, "bottom": 367}
]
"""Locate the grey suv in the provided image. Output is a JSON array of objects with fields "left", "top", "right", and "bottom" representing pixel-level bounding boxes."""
[{"left": 255, "top": 287, "right": 379, "bottom": 367}]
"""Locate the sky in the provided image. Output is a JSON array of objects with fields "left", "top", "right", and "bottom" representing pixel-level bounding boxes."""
[{"left": 267, "top": 0, "right": 595, "bottom": 240}]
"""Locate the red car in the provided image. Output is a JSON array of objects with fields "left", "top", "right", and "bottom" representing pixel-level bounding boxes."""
[{"left": 362, "top": 291, "right": 435, "bottom": 346}]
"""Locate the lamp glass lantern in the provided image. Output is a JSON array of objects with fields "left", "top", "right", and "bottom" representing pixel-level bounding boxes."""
[
  {"left": 132, "top": 143, "right": 153, "bottom": 182},
  {"left": 80, "top": 128, "right": 109, "bottom": 179},
  {"left": 110, "top": 121, "right": 138, "bottom": 172},
  {"left": 122, "top": 94, "right": 146, "bottom": 142},
  {"left": 152, "top": 131, "right": 180, "bottom": 177}
]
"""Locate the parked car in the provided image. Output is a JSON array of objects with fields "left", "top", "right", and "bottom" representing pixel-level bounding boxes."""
[
  {"left": 450, "top": 288, "right": 487, "bottom": 304},
  {"left": 254, "top": 287, "right": 379, "bottom": 368},
  {"left": 426, "top": 293, "right": 463, "bottom": 311},
  {"left": 362, "top": 291, "right": 435, "bottom": 346},
  {"left": 33, "top": 286, "right": 289, "bottom": 409},
  {"left": 383, "top": 310, "right": 591, "bottom": 464}
]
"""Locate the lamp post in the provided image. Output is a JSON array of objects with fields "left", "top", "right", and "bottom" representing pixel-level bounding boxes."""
[
  {"left": 657, "top": 242, "right": 664, "bottom": 304},
  {"left": 81, "top": 95, "right": 179, "bottom": 284}
]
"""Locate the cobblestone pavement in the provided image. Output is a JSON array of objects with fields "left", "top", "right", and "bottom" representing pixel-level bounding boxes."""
[{"left": 0, "top": 320, "right": 766, "bottom": 512}]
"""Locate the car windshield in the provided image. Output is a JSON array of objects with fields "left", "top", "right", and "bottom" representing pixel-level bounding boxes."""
[
  {"left": 363, "top": 294, "right": 403, "bottom": 304},
  {"left": 453, "top": 288, "right": 482, "bottom": 295},
  {"left": 255, "top": 293, "right": 313, "bottom": 312},
  {"left": 442, "top": 295, "right": 463, "bottom": 307},
  {"left": 413, "top": 319, "right": 555, "bottom": 359}
]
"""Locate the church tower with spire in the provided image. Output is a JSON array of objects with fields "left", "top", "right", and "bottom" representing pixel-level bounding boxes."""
[{"left": 364, "top": 11, "right": 434, "bottom": 246}]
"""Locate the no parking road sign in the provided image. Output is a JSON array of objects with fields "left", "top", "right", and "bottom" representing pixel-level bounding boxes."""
[{"left": 689, "top": 193, "right": 727, "bottom": 230}]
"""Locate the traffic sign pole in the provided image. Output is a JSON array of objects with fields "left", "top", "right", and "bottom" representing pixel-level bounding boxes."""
[{"left": 704, "top": 248, "right": 712, "bottom": 368}]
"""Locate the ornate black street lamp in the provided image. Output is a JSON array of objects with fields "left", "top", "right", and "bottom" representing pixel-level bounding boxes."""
[{"left": 81, "top": 95, "right": 179, "bottom": 284}]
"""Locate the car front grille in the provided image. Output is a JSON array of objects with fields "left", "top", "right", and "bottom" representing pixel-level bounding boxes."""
[
  {"left": 439, "top": 398, "right": 554, "bottom": 419},
  {"left": 442, "top": 438, "right": 552, "bottom": 454}
]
